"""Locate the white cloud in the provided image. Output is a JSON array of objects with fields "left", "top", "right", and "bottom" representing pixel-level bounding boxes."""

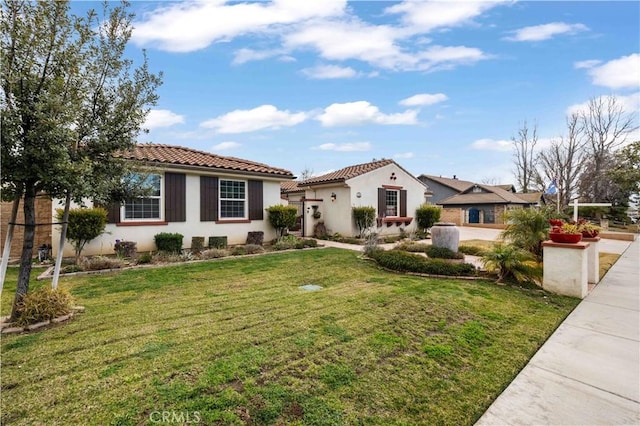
[
  {"left": 399, "top": 93, "right": 448, "bottom": 107},
  {"left": 144, "top": 109, "right": 185, "bottom": 129},
  {"left": 232, "top": 48, "right": 281, "bottom": 65},
  {"left": 317, "top": 101, "right": 418, "bottom": 127},
  {"left": 301, "top": 64, "right": 358, "bottom": 79},
  {"left": 567, "top": 92, "right": 640, "bottom": 116},
  {"left": 471, "top": 138, "right": 512, "bottom": 152},
  {"left": 313, "top": 142, "right": 371, "bottom": 152},
  {"left": 211, "top": 141, "right": 241, "bottom": 151},
  {"left": 574, "top": 59, "right": 601, "bottom": 69},
  {"left": 505, "top": 22, "right": 588, "bottom": 42},
  {"left": 394, "top": 152, "right": 415, "bottom": 159},
  {"left": 132, "top": 0, "right": 346, "bottom": 52},
  {"left": 587, "top": 54, "right": 640, "bottom": 89},
  {"left": 201, "top": 105, "right": 307, "bottom": 133},
  {"left": 386, "top": 1, "right": 507, "bottom": 32}
]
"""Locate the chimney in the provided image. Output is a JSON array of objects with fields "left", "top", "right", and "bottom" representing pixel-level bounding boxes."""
[{"left": 453, "top": 175, "right": 457, "bottom": 180}]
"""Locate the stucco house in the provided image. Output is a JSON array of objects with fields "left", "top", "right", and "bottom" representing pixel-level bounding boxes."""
[
  {"left": 282, "top": 159, "right": 429, "bottom": 237},
  {"left": 418, "top": 174, "right": 544, "bottom": 225},
  {"left": 44, "top": 144, "right": 295, "bottom": 256}
]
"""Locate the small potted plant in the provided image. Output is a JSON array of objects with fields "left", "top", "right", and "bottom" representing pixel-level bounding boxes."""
[{"left": 576, "top": 218, "right": 601, "bottom": 238}]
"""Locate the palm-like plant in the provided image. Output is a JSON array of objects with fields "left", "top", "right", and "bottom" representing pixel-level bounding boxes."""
[
  {"left": 500, "top": 208, "right": 550, "bottom": 262},
  {"left": 481, "top": 243, "right": 540, "bottom": 284}
]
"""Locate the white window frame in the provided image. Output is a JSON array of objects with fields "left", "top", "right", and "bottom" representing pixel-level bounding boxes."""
[
  {"left": 122, "top": 173, "right": 163, "bottom": 221},
  {"left": 219, "top": 179, "right": 247, "bottom": 220},
  {"left": 385, "top": 189, "right": 399, "bottom": 217}
]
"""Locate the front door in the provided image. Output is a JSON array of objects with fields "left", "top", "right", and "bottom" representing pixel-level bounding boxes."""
[{"left": 468, "top": 208, "right": 480, "bottom": 224}]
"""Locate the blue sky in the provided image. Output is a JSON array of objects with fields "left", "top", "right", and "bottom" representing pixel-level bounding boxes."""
[{"left": 83, "top": 1, "right": 640, "bottom": 184}]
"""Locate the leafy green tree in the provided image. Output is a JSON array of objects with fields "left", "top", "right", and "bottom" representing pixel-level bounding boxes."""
[
  {"left": 500, "top": 208, "right": 550, "bottom": 262},
  {"left": 56, "top": 208, "right": 108, "bottom": 264},
  {"left": 1, "top": 1, "right": 161, "bottom": 320},
  {"left": 415, "top": 204, "right": 441, "bottom": 231},
  {"left": 609, "top": 141, "right": 640, "bottom": 205},
  {"left": 352, "top": 206, "right": 375, "bottom": 237},
  {"left": 266, "top": 205, "right": 298, "bottom": 239}
]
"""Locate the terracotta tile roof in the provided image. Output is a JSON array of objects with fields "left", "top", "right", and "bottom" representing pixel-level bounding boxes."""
[
  {"left": 300, "top": 159, "right": 395, "bottom": 185},
  {"left": 419, "top": 174, "right": 474, "bottom": 192},
  {"left": 280, "top": 181, "right": 303, "bottom": 193},
  {"left": 118, "top": 144, "right": 294, "bottom": 178}
]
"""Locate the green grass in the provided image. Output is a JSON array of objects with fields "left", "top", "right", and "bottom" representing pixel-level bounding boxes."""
[{"left": 1, "top": 249, "right": 579, "bottom": 425}]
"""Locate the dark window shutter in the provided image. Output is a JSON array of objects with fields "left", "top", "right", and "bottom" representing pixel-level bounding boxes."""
[
  {"left": 248, "top": 180, "right": 263, "bottom": 220},
  {"left": 164, "top": 172, "right": 186, "bottom": 222},
  {"left": 200, "top": 176, "right": 218, "bottom": 221},
  {"left": 106, "top": 203, "right": 121, "bottom": 223},
  {"left": 400, "top": 189, "right": 407, "bottom": 217},
  {"left": 377, "top": 188, "right": 386, "bottom": 218}
]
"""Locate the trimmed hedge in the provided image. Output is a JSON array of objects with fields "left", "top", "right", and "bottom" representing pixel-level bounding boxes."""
[
  {"left": 394, "top": 242, "right": 464, "bottom": 259},
  {"left": 369, "top": 249, "right": 475, "bottom": 276},
  {"left": 154, "top": 232, "right": 184, "bottom": 253}
]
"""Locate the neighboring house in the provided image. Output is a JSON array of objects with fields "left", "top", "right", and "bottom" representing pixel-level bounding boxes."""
[
  {"left": 418, "top": 174, "right": 544, "bottom": 225},
  {"left": 283, "top": 159, "right": 429, "bottom": 237},
  {"left": 43, "top": 144, "right": 295, "bottom": 257}
]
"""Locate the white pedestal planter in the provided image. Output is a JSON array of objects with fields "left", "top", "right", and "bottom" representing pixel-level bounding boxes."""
[
  {"left": 542, "top": 240, "right": 590, "bottom": 298},
  {"left": 582, "top": 237, "right": 600, "bottom": 285}
]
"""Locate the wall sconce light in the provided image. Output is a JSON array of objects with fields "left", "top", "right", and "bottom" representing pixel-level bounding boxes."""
[
  {"left": 390, "top": 172, "right": 397, "bottom": 181},
  {"left": 330, "top": 192, "right": 337, "bottom": 202},
  {"left": 356, "top": 192, "right": 362, "bottom": 198}
]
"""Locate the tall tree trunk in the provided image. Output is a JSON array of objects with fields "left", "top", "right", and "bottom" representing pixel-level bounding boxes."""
[
  {"left": 0, "top": 198, "right": 20, "bottom": 296},
  {"left": 10, "top": 187, "right": 36, "bottom": 321}
]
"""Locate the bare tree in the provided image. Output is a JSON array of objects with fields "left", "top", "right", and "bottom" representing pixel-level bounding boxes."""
[
  {"left": 537, "top": 113, "right": 586, "bottom": 208},
  {"left": 512, "top": 120, "right": 540, "bottom": 193},
  {"left": 579, "top": 95, "right": 638, "bottom": 201},
  {"left": 298, "top": 167, "right": 315, "bottom": 181}
]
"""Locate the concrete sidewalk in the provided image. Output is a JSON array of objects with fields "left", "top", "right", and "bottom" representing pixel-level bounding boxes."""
[{"left": 476, "top": 237, "right": 640, "bottom": 425}]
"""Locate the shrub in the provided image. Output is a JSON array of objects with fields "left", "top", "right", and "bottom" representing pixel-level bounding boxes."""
[
  {"left": 208, "top": 236, "right": 228, "bottom": 249},
  {"left": 244, "top": 244, "right": 265, "bottom": 255},
  {"left": 81, "top": 256, "right": 124, "bottom": 271},
  {"left": 230, "top": 246, "right": 246, "bottom": 256},
  {"left": 137, "top": 252, "right": 153, "bottom": 264},
  {"left": 501, "top": 208, "right": 549, "bottom": 262},
  {"left": 295, "top": 239, "right": 318, "bottom": 249},
  {"left": 14, "top": 288, "right": 74, "bottom": 327},
  {"left": 154, "top": 232, "right": 183, "bottom": 253},
  {"left": 56, "top": 207, "right": 108, "bottom": 264},
  {"left": 415, "top": 204, "right": 441, "bottom": 231},
  {"left": 458, "top": 245, "right": 488, "bottom": 256},
  {"left": 481, "top": 243, "right": 540, "bottom": 284},
  {"left": 352, "top": 206, "right": 376, "bottom": 237},
  {"left": 266, "top": 205, "right": 298, "bottom": 238},
  {"left": 152, "top": 252, "right": 183, "bottom": 263},
  {"left": 313, "top": 221, "right": 328, "bottom": 238},
  {"left": 424, "top": 245, "right": 464, "bottom": 260},
  {"left": 200, "top": 248, "right": 229, "bottom": 259},
  {"left": 114, "top": 240, "right": 137, "bottom": 258},
  {"left": 191, "top": 237, "right": 205, "bottom": 253},
  {"left": 369, "top": 249, "right": 475, "bottom": 276}
]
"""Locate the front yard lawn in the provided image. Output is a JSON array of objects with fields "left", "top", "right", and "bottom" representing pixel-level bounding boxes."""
[{"left": 1, "top": 248, "right": 579, "bottom": 425}]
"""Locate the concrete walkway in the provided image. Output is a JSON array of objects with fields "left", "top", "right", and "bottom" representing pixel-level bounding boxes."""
[{"left": 476, "top": 237, "right": 640, "bottom": 425}]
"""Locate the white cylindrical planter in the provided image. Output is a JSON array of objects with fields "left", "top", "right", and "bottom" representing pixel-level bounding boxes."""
[
  {"left": 431, "top": 222, "right": 460, "bottom": 252},
  {"left": 542, "top": 240, "right": 590, "bottom": 298}
]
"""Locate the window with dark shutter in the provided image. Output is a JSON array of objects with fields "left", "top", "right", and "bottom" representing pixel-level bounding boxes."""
[
  {"left": 400, "top": 189, "right": 407, "bottom": 217},
  {"left": 248, "top": 180, "right": 263, "bottom": 220},
  {"left": 200, "top": 176, "right": 218, "bottom": 221},
  {"left": 377, "top": 187, "right": 386, "bottom": 218},
  {"left": 164, "top": 172, "right": 186, "bottom": 222}
]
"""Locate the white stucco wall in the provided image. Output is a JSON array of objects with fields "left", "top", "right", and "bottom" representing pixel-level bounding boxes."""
[{"left": 51, "top": 170, "right": 286, "bottom": 257}]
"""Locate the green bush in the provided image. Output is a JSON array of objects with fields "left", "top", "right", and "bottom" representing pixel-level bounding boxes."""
[
  {"left": 154, "top": 232, "right": 183, "bottom": 253},
  {"left": 458, "top": 245, "right": 488, "bottom": 256},
  {"left": 114, "top": 240, "right": 137, "bottom": 258},
  {"left": 501, "top": 208, "right": 549, "bottom": 262},
  {"left": 424, "top": 245, "right": 464, "bottom": 260},
  {"left": 81, "top": 256, "right": 124, "bottom": 271},
  {"left": 244, "top": 244, "right": 265, "bottom": 255},
  {"left": 230, "top": 246, "right": 246, "bottom": 256},
  {"left": 352, "top": 206, "right": 376, "bottom": 237},
  {"left": 481, "top": 243, "right": 540, "bottom": 284},
  {"left": 191, "top": 237, "right": 205, "bottom": 253},
  {"left": 208, "top": 236, "right": 228, "bottom": 249},
  {"left": 266, "top": 205, "right": 298, "bottom": 238},
  {"left": 14, "top": 288, "right": 74, "bottom": 326},
  {"left": 369, "top": 249, "right": 475, "bottom": 276},
  {"left": 415, "top": 204, "right": 441, "bottom": 231},
  {"left": 295, "top": 238, "right": 318, "bottom": 249},
  {"left": 56, "top": 207, "right": 108, "bottom": 264}
]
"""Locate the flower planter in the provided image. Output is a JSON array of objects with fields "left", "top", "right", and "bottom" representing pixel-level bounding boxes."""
[
  {"left": 549, "top": 232, "right": 582, "bottom": 244},
  {"left": 581, "top": 230, "right": 599, "bottom": 238}
]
